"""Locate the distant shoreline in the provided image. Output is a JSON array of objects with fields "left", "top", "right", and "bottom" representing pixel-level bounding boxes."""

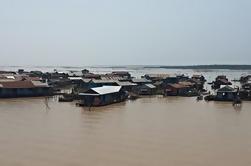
[
  {"left": 143, "top": 65, "right": 251, "bottom": 70},
  {"left": 1, "top": 65, "right": 251, "bottom": 70}
]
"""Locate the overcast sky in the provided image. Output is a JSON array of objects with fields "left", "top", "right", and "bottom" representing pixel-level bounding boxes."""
[{"left": 0, "top": 0, "right": 250, "bottom": 66}]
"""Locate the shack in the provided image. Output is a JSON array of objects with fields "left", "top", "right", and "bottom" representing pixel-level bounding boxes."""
[
  {"left": 132, "top": 78, "right": 152, "bottom": 85},
  {"left": 240, "top": 75, "right": 251, "bottom": 84},
  {"left": 78, "top": 86, "right": 127, "bottom": 106},
  {"left": 164, "top": 83, "right": 190, "bottom": 96},
  {"left": 144, "top": 74, "right": 169, "bottom": 82},
  {"left": 215, "top": 85, "right": 238, "bottom": 101},
  {"left": 137, "top": 84, "right": 156, "bottom": 95},
  {"left": 191, "top": 74, "right": 206, "bottom": 82},
  {"left": 115, "top": 81, "right": 137, "bottom": 92},
  {"left": 163, "top": 75, "right": 179, "bottom": 84},
  {"left": 212, "top": 75, "right": 232, "bottom": 89},
  {"left": 111, "top": 71, "right": 131, "bottom": 79},
  {"left": 239, "top": 83, "right": 251, "bottom": 100},
  {"left": 0, "top": 80, "right": 52, "bottom": 98},
  {"left": 89, "top": 79, "right": 118, "bottom": 88}
]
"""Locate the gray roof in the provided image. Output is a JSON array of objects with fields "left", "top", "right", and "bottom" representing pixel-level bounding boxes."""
[
  {"left": 68, "top": 77, "right": 83, "bottom": 80},
  {"left": 144, "top": 84, "right": 156, "bottom": 89},
  {"left": 91, "top": 79, "right": 117, "bottom": 84},
  {"left": 132, "top": 78, "right": 152, "bottom": 83},
  {"left": 145, "top": 74, "right": 170, "bottom": 79},
  {"left": 116, "top": 81, "right": 137, "bottom": 86},
  {"left": 82, "top": 79, "right": 92, "bottom": 83},
  {"left": 67, "top": 71, "right": 83, "bottom": 77}
]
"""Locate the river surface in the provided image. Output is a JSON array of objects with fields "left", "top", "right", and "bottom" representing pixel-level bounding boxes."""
[
  {"left": 0, "top": 96, "right": 251, "bottom": 166},
  {"left": 1, "top": 67, "right": 251, "bottom": 165}
]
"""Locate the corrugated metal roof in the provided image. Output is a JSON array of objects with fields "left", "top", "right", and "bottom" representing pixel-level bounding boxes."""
[
  {"left": 31, "top": 81, "right": 49, "bottom": 87},
  {"left": 112, "top": 71, "right": 130, "bottom": 74},
  {"left": 0, "top": 80, "right": 49, "bottom": 88},
  {"left": 179, "top": 81, "right": 195, "bottom": 86},
  {"left": 91, "top": 79, "right": 117, "bottom": 84},
  {"left": 82, "top": 79, "right": 92, "bottom": 83},
  {"left": 218, "top": 79, "right": 230, "bottom": 84},
  {"left": 145, "top": 74, "right": 170, "bottom": 79},
  {"left": 132, "top": 78, "right": 152, "bottom": 83},
  {"left": 116, "top": 81, "right": 137, "bottom": 86},
  {"left": 6, "top": 76, "right": 15, "bottom": 79},
  {"left": 68, "top": 77, "right": 83, "bottom": 80},
  {"left": 79, "top": 86, "right": 122, "bottom": 95},
  {"left": 168, "top": 83, "right": 189, "bottom": 89},
  {"left": 0, "top": 81, "right": 35, "bottom": 88},
  {"left": 144, "top": 84, "right": 156, "bottom": 89}
]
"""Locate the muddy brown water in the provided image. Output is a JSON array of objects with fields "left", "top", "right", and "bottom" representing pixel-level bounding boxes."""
[{"left": 0, "top": 96, "right": 251, "bottom": 166}]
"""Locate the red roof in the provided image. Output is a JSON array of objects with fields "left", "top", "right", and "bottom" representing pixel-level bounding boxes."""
[
  {"left": 218, "top": 79, "right": 230, "bottom": 84},
  {"left": 179, "top": 81, "right": 195, "bottom": 87},
  {"left": 0, "top": 81, "right": 48, "bottom": 89},
  {"left": 168, "top": 83, "right": 189, "bottom": 89}
]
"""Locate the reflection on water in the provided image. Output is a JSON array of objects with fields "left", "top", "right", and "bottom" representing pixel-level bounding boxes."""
[{"left": 0, "top": 97, "right": 251, "bottom": 166}]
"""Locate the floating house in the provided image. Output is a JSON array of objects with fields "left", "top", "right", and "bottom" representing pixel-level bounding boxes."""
[
  {"left": 190, "top": 74, "right": 206, "bottom": 90},
  {"left": 78, "top": 86, "right": 127, "bottom": 106},
  {"left": 215, "top": 85, "right": 238, "bottom": 101},
  {"left": 191, "top": 75, "right": 206, "bottom": 82},
  {"left": 111, "top": 71, "right": 131, "bottom": 79},
  {"left": 67, "top": 71, "right": 83, "bottom": 77},
  {"left": 0, "top": 80, "right": 52, "bottom": 98},
  {"left": 115, "top": 81, "right": 137, "bottom": 92},
  {"left": 83, "top": 73, "right": 101, "bottom": 79},
  {"left": 144, "top": 74, "right": 169, "bottom": 82},
  {"left": 240, "top": 83, "right": 251, "bottom": 100},
  {"left": 163, "top": 75, "right": 179, "bottom": 84},
  {"left": 68, "top": 77, "right": 84, "bottom": 84},
  {"left": 188, "top": 78, "right": 204, "bottom": 91},
  {"left": 0, "top": 71, "right": 16, "bottom": 75},
  {"left": 137, "top": 84, "right": 156, "bottom": 95},
  {"left": 132, "top": 78, "right": 152, "bottom": 85},
  {"left": 240, "top": 75, "right": 251, "bottom": 84},
  {"left": 176, "top": 74, "right": 190, "bottom": 82},
  {"left": 89, "top": 79, "right": 118, "bottom": 87},
  {"left": 164, "top": 83, "right": 191, "bottom": 96},
  {"left": 161, "top": 74, "right": 190, "bottom": 86},
  {"left": 212, "top": 75, "right": 232, "bottom": 89}
]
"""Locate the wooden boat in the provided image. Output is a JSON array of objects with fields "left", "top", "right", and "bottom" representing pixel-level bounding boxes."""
[
  {"left": 196, "top": 95, "right": 203, "bottom": 101},
  {"left": 58, "top": 94, "right": 75, "bottom": 102},
  {"left": 204, "top": 95, "right": 215, "bottom": 101}
]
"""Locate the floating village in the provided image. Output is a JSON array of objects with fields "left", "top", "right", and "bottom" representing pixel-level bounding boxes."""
[{"left": 0, "top": 69, "right": 251, "bottom": 107}]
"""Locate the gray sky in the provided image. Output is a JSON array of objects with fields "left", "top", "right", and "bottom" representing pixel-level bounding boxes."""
[{"left": 0, "top": 0, "right": 251, "bottom": 66}]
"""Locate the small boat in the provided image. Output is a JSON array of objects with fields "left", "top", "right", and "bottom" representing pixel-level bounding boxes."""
[
  {"left": 58, "top": 93, "right": 75, "bottom": 102},
  {"left": 196, "top": 95, "right": 203, "bottom": 101},
  {"left": 204, "top": 95, "right": 215, "bottom": 101},
  {"left": 233, "top": 97, "right": 242, "bottom": 105},
  {"left": 128, "top": 94, "right": 139, "bottom": 100},
  {"left": 201, "top": 91, "right": 210, "bottom": 95},
  {"left": 58, "top": 97, "right": 74, "bottom": 102}
]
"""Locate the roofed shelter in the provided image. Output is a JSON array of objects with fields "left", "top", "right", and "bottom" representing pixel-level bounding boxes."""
[
  {"left": 78, "top": 86, "right": 127, "bottom": 106},
  {"left": 0, "top": 80, "right": 52, "bottom": 98}
]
